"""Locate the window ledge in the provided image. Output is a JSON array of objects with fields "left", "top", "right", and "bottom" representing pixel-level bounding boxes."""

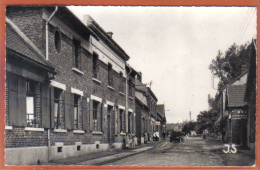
[
  {"left": 92, "top": 131, "right": 103, "bottom": 135},
  {"left": 25, "top": 127, "right": 44, "bottom": 132},
  {"left": 120, "top": 132, "right": 126, "bottom": 136},
  {"left": 54, "top": 129, "right": 67, "bottom": 133},
  {"left": 72, "top": 67, "right": 84, "bottom": 75},
  {"left": 5, "top": 126, "right": 12, "bottom": 130},
  {"left": 108, "top": 85, "right": 115, "bottom": 91},
  {"left": 119, "top": 92, "right": 125, "bottom": 96},
  {"left": 129, "top": 96, "right": 133, "bottom": 100},
  {"left": 92, "top": 78, "right": 101, "bottom": 84},
  {"left": 73, "top": 130, "right": 85, "bottom": 134}
]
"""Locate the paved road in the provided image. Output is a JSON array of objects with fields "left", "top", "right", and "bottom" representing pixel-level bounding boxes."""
[{"left": 105, "top": 136, "right": 254, "bottom": 166}]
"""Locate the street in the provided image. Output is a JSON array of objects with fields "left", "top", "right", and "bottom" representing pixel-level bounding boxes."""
[{"left": 105, "top": 136, "right": 255, "bottom": 166}]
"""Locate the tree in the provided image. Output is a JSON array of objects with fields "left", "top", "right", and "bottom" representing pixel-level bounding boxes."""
[
  {"left": 196, "top": 109, "right": 218, "bottom": 134},
  {"left": 182, "top": 122, "right": 196, "bottom": 135},
  {"left": 209, "top": 43, "right": 251, "bottom": 91}
]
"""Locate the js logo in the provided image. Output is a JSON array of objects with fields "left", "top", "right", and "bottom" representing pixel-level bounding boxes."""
[{"left": 223, "top": 144, "right": 237, "bottom": 153}]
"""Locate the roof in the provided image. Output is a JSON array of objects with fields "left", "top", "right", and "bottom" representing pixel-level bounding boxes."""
[
  {"left": 6, "top": 17, "right": 55, "bottom": 71},
  {"left": 227, "top": 85, "right": 246, "bottom": 107},
  {"left": 135, "top": 78, "right": 147, "bottom": 93},
  {"left": 135, "top": 91, "right": 148, "bottom": 107},
  {"left": 82, "top": 14, "right": 130, "bottom": 61},
  {"left": 157, "top": 104, "right": 165, "bottom": 117}
]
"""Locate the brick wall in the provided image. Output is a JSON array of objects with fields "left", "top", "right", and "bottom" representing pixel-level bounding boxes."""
[{"left": 5, "top": 6, "right": 136, "bottom": 150}]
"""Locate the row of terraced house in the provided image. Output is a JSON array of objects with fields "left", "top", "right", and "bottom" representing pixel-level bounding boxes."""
[
  {"left": 4, "top": 6, "right": 167, "bottom": 165},
  {"left": 214, "top": 39, "right": 256, "bottom": 151}
]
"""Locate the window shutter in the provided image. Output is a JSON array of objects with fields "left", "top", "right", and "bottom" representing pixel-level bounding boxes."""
[
  {"left": 89, "top": 99, "right": 93, "bottom": 131},
  {"left": 8, "top": 74, "right": 18, "bottom": 126},
  {"left": 70, "top": 93, "right": 74, "bottom": 129},
  {"left": 41, "top": 83, "right": 50, "bottom": 128},
  {"left": 18, "top": 76, "right": 26, "bottom": 127},
  {"left": 122, "top": 110, "right": 125, "bottom": 132},
  {"left": 78, "top": 47, "right": 81, "bottom": 70},
  {"left": 96, "top": 59, "right": 99, "bottom": 80},
  {"left": 65, "top": 91, "right": 72, "bottom": 130},
  {"left": 50, "top": 86, "right": 54, "bottom": 128},
  {"left": 82, "top": 96, "right": 88, "bottom": 131},
  {"left": 101, "top": 101, "right": 106, "bottom": 132}
]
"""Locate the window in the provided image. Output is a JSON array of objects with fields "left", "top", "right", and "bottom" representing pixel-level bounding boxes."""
[
  {"left": 120, "top": 109, "right": 123, "bottom": 132},
  {"left": 26, "top": 81, "right": 35, "bottom": 127},
  {"left": 74, "top": 94, "right": 80, "bottom": 129},
  {"left": 108, "top": 63, "right": 113, "bottom": 87},
  {"left": 93, "top": 101, "right": 99, "bottom": 131},
  {"left": 119, "top": 72, "right": 123, "bottom": 92},
  {"left": 73, "top": 39, "right": 80, "bottom": 69},
  {"left": 54, "top": 88, "right": 62, "bottom": 129},
  {"left": 93, "top": 53, "right": 99, "bottom": 79},
  {"left": 128, "top": 79, "right": 132, "bottom": 97},
  {"left": 55, "top": 30, "right": 61, "bottom": 53}
]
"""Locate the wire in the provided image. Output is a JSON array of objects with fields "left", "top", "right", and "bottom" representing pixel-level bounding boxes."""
[
  {"left": 238, "top": 8, "right": 256, "bottom": 45},
  {"left": 236, "top": 8, "right": 252, "bottom": 44}
]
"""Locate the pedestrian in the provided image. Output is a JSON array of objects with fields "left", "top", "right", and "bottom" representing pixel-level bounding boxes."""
[{"left": 162, "top": 131, "right": 166, "bottom": 141}]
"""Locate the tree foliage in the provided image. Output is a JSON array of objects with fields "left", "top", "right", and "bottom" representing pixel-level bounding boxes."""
[
  {"left": 209, "top": 43, "right": 251, "bottom": 91},
  {"left": 196, "top": 109, "right": 218, "bottom": 134},
  {"left": 182, "top": 122, "right": 196, "bottom": 135}
]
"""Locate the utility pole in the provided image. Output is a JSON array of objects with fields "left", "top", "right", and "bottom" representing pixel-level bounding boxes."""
[{"left": 189, "top": 111, "right": 191, "bottom": 122}]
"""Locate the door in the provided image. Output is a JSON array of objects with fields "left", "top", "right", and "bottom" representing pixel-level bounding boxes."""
[{"left": 107, "top": 114, "right": 111, "bottom": 145}]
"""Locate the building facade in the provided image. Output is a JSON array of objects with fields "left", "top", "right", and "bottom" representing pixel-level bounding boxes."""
[{"left": 5, "top": 6, "right": 137, "bottom": 165}]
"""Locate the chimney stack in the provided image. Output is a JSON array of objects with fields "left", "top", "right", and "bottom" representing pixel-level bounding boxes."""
[{"left": 107, "top": 32, "right": 113, "bottom": 38}]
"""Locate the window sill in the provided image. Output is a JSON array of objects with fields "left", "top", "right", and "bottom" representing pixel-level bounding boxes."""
[
  {"left": 72, "top": 67, "right": 84, "bottom": 75},
  {"left": 119, "top": 92, "right": 125, "bottom": 96},
  {"left": 25, "top": 127, "right": 44, "bottom": 132},
  {"left": 92, "top": 131, "right": 103, "bottom": 135},
  {"left": 129, "top": 96, "right": 133, "bottom": 100},
  {"left": 5, "top": 126, "right": 12, "bottom": 130},
  {"left": 54, "top": 129, "right": 67, "bottom": 133},
  {"left": 108, "top": 85, "right": 115, "bottom": 91},
  {"left": 92, "top": 78, "right": 101, "bottom": 84},
  {"left": 73, "top": 130, "right": 85, "bottom": 134}
]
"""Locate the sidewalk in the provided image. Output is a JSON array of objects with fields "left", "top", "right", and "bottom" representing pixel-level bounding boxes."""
[{"left": 45, "top": 140, "right": 167, "bottom": 166}]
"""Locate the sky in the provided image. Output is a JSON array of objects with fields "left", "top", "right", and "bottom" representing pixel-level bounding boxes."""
[{"left": 68, "top": 6, "right": 257, "bottom": 123}]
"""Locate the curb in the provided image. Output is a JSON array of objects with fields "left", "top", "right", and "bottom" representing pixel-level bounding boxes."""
[{"left": 92, "top": 141, "right": 168, "bottom": 165}]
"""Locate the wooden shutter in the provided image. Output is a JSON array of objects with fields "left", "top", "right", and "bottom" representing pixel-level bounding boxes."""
[
  {"left": 82, "top": 96, "right": 88, "bottom": 131},
  {"left": 89, "top": 99, "right": 93, "bottom": 131},
  {"left": 8, "top": 74, "right": 18, "bottom": 126},
  {"left": 50, "top": 86, "right": 54, "bottom": 128},
  {"left": 70, "top": 93, "right": 74, "bottom": 129},
  {"left": 65, "top": 91, "right": 72, "bottom": 130},
  {"left": 17, "top": 76, "right": 26, "bottom": 127},
  {"left": 41, "top": 83, "right": 50, "bottom": 128},
  {"left": 101, "top": 101, "right": 106, "bottom": 132}
]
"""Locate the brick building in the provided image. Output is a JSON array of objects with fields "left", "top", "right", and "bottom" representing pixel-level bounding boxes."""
[
  {"left": 135, "top": 73, "right": 159, "bottom": 144},
  {"left": 5, "top": 6, "right": 138, "bottom": 165},
  {"left": 156, "top": 104, "right": 167, "bottom": 138}
]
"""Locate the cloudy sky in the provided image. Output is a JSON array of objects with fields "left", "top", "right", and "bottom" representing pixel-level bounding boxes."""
[{"left": 68, "top": 6, "right": 257, "bottom": 123}]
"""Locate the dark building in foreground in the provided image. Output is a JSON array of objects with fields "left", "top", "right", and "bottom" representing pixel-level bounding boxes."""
[{"left": 5, "top": 6, "right": 139, "bottom": 165}]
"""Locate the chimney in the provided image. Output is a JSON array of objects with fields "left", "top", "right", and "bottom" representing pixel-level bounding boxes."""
[
  {"left": 241, "top": 65, "right": 248, "bottom": 73},
  {"left": 107, "top": 32, "right": 113, "bottom": 38}
]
